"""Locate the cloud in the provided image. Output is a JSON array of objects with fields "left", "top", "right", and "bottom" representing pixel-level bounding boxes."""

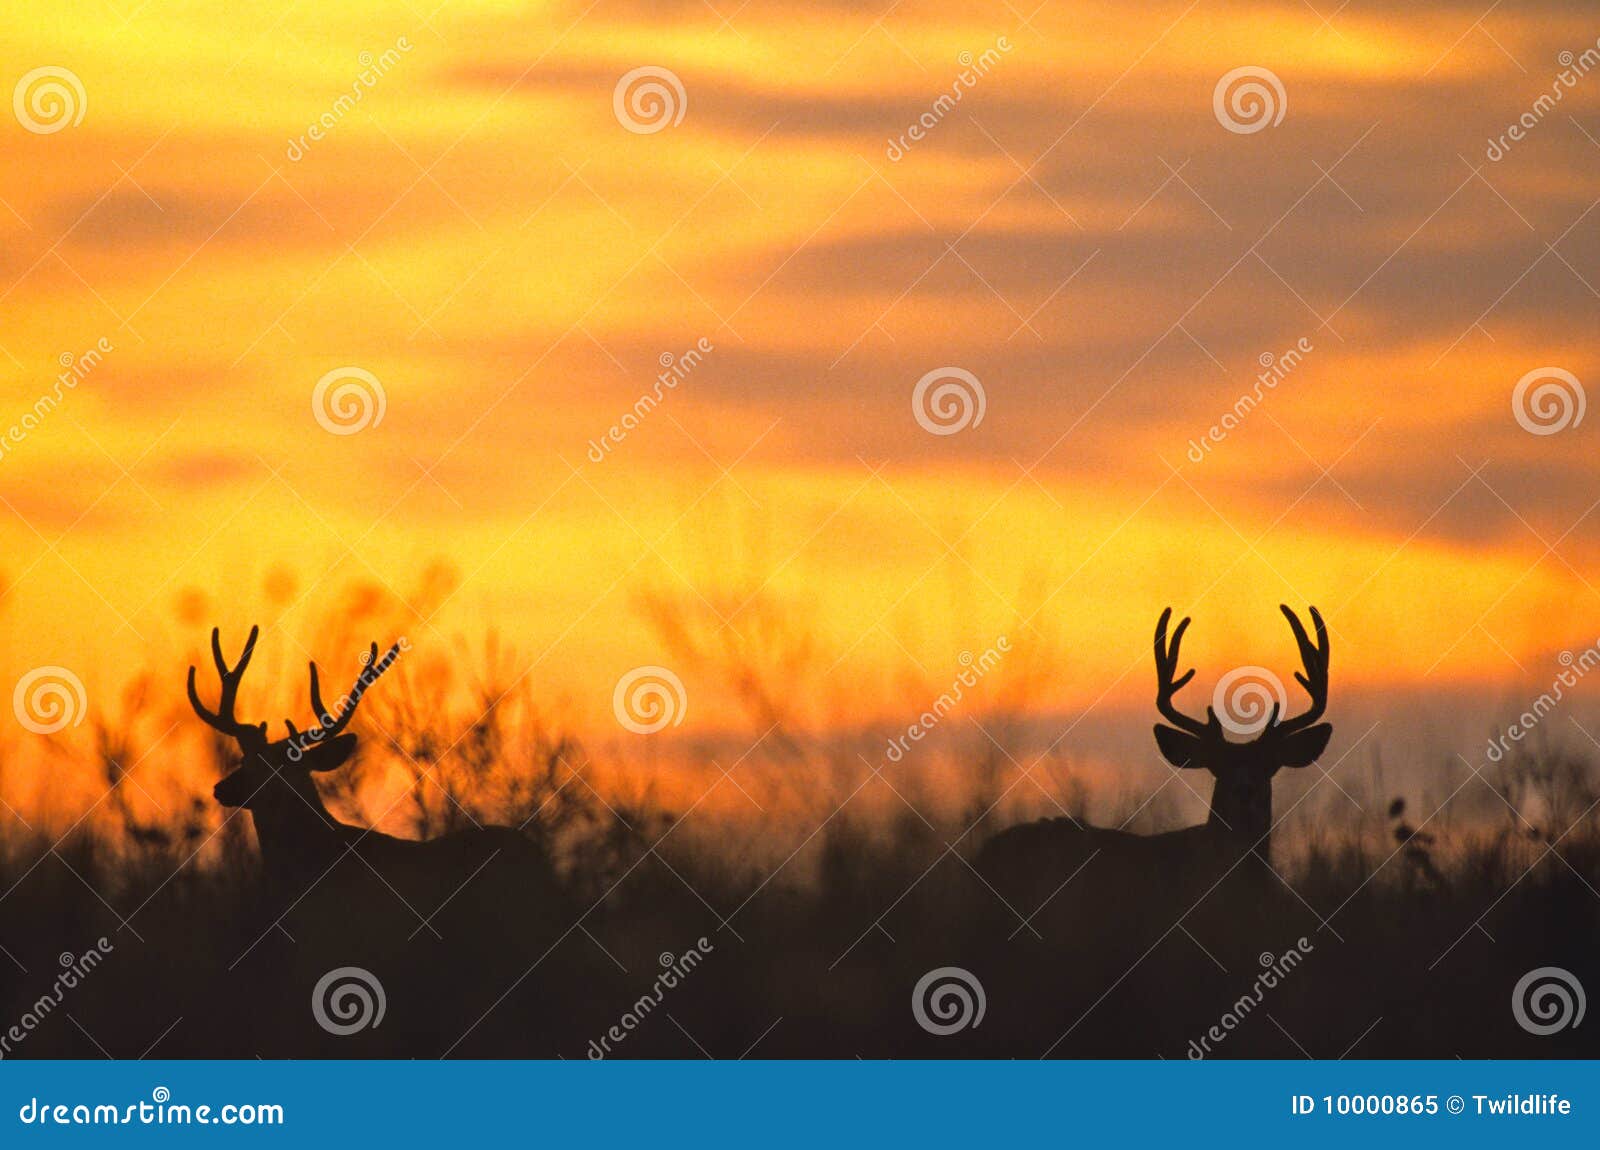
[{"left": 2, "top": 0, "right": 1599, "bottom": 731}]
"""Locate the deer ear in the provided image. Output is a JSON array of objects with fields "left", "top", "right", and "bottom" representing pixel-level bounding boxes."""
[
  {"left": 1275, "top": 723, "right": 1332, "bottom": 769},
  {"left": 1154, "top": 724, "right": 1211, "bottom": 770},
  {"left": 300, "top": 734, "right": 358, "bottom": 772}
]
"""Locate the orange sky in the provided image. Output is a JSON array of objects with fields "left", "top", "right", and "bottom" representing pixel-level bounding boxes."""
[{"left": 2, "top": 1, "right": 1600, "bottom": 740}]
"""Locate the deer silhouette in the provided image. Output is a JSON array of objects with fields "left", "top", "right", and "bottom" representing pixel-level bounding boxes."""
[
  {"left": 977, "top": 606, "right": 1332, "bottom": 905},
  {"left": 189, "top": 626, "right": 554, "bottom": 935}
]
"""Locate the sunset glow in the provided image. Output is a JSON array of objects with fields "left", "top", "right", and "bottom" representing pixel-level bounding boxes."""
[{"left": 2, "top": 1, "right": 1599, "bottom": 746}]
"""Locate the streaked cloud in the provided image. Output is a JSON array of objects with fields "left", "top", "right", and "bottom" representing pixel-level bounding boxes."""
[{"left": 1, "top": 0, "right": 1598, "bottom": 734}]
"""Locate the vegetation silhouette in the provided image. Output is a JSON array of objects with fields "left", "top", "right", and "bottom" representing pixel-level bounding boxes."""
[{"left": 0, "top": 584, "right": 1595, "bottom": 1059}]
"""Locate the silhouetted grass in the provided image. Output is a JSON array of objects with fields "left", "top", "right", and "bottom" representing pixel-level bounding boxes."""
[
  {"left": 1, "top": 729, "right": 1595, "bottom": 1058},
  {"left": 0, "top": 575, "right": 1595, "bottom": 1058}
]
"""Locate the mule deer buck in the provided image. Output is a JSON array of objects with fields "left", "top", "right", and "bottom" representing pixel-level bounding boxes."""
[
  {"left": 977, "top": 605, "right": 1332, "bottom": 907},
  {"left": 189, "top": 626, "right": 554, "bottom": 939}
]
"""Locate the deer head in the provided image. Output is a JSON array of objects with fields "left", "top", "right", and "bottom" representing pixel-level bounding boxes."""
[
  {"left": 1152, "top": 605, "right": 1331, "bottom": 842},
  {"left": 188, "top": 626, "right": 398, "bottom": 812}
]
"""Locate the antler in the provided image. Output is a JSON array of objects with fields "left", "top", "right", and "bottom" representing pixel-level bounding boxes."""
[
  {"left": 283, "top": 641, "right": 399, "bottom": 745},
  {"left": 1154, "top": 608, "right": 1213, "bottom": 736},
  {"left": 1274, "top": 604, "right": 1328, "bottom": 734},
  {"left": 187, "top": 626, "right": 268, "bottom": 747}
]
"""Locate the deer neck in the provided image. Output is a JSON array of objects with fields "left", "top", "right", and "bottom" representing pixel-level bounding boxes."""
[
  {"left": 247, "top": 776, "right": 349, "bottom": 877},
  {"left": 1205, "top": 779, "right": 1273, "bottom": 863}
]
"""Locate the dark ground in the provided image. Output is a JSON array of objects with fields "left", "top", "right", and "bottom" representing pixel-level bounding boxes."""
[{"left": 2, "top": 802, "right": 1595, "bottom": 1060}]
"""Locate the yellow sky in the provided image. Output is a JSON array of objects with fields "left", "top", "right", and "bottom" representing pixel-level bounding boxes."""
[{"left": 2, "top": 1, "right": 1599, "bottom": 739}]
